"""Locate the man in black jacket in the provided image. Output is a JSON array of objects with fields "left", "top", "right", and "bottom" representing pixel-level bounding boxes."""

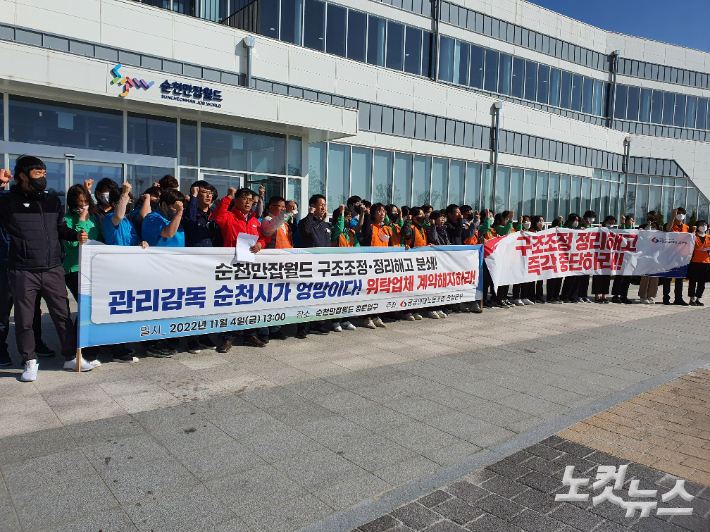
[{"left": 0, "top": 157, "right": 90, "bottom": 382}]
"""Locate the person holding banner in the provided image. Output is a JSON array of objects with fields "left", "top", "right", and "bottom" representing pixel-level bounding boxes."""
[
  {"left": 527, "top": 216, "right": 546, "bottom": 304},
  {"left": 591, "top": 215, "right": 617, "bottom": 303},
  {"left": 493, "top": 211, "right": 515, "bottom": 308},
  {"left": 560, "top": 214, "right": 583, "bottom": 303},
  {"left": 662, "top": 208, "right": 690, "bottom": 306},
  {"left": 512, "top": 215, "right": 536, "bottom": 306},
  {"left": 445, "top": 205, "right": 482, "bottom": 313},
  {"left": 360, "top": 203, "right": 395, "bottom": 326},
  {"left": 638, "top": 219, "right": 661, "bottom": 303},
  {"left": 332, "top": 205, "right": 359, "bottom": 248},
  {"left": 687, "top": 221, "right": 710, "bottom": 306}
]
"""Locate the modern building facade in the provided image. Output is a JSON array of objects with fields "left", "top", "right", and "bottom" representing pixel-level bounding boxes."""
[{"left": 0, "top": 0, "right": 708, "bottom": 224}]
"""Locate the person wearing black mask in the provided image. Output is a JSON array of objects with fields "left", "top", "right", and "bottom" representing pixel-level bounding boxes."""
[{"left": 131, "top": 186, "right": 161, "bottom": 239}]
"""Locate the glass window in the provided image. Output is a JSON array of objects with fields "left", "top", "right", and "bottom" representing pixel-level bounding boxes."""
[
  {"left": 571, "top": 74, "right": 583, "bottom": 112},
  {"left": 481, "top": 164, "right": 494, "bottom": 210},
  {"left": 626, "top": 86, "right": 640, "bottom": 122},
  {"left": 431, "top": 158, "right": 448, "bottom": 209},
  {"left": 549, "top": 68, "right": 561, "bottom": 107},
  {"left": 404, "top": 27, "right": 422, "bottom": 75},
  {"left": 179, "top": 120, "right": 197, "bottom": 166},
  {"left": 685, "top": 96, "right": 697, "bottom": 128},
  {"left": 581, "top": 178, "right": 592, "bottom": 215},
  {"left": 510, "top": 168, "right": 523, "bottom": 215},
  {"left": 201, "top": 123, "right": 285, "bottom": 174},
  {"left": 173, "top": 0, "right": 196, "bottom": 15},
  {"left": 494, "top": 167, "right": 510, "bottom": 212},
  {"left": 287, "top": 136, "right": 302, "bottom": 175},
  {"left": 624, "top": 184, "right": 635, "bottom": 217},
  {"left": 536, "top": 65, "right": 550, "bottom": 104},
  {"left": 259, "top": 0, "right": 279, "bottom": 38},
  {"left": 651, "top": 91, "right": 664, "bottom": 124},
  {"left": 178, "top": 168, "right": 197, "bottom": 195},
  {"left": 393, "top": 152, "right": 412, "bottom": 206},
  {"left": 454, "top": 41, "right": 470, "bottom": 86},
  {"left": 635, "top": 184, "right": 648, "bottom": 221},
  {"left": 511, "top": 57, "right": 525, "bottom": 99},
  {"left": 536, "top": 172, "right": 549, "bottom": 219},
  {"left": 469, "top": 45, "right": 484, "bottom": 89},
  {"left": 660, "top": 186, "right": 673, "bottom": 216},
  {"left": 674, "top": 94, "right": 686, "bottom": 127},
  {"left": 422, "top": 32, "right": 434, "bottom": 78},
  {"left": 687, "top": 187, "right": 698, "bottom": 216},
  {"left": 325, "top": 3, "right": 346, "bottom": 57},
  {"left": 438, "top": 36, "right": 455, "bottom": 82},
  {"left": 548, "top": 173, "right": 560, "bottom": 220},
  {"left": 287, "top": 177, "right": 301, "bottom": 205},
  {"left": 560, "top": 71, "right": 572, "bottom": 109},
  {"left": 449, "top": 160, "right": 465, "bottom": 206},
  {"left": 524, "top": 61, "right": 537, "bottom": 101},
  {"left": 346, "top": 10, "right": 367, "bottom": 62},
  {"left": 386, "top": 21, "right": 404, "bottom": 70},
  {"left": 127, "top": 114, "right": 176, "bottom": 157},
  {"left": 484, "top": 50, "right": 499, "bottom": 93},
  {"left": 639, "top": 89, "right": 652, "bottom": 122},
  {"left": 308, "top": 142, "right": 326, "bottom": 195},
  {"left": 662, "top": 92, "right": 675, "bottom": 125},
  {"left": 582, "top": 78, "right": 594, "bottom": 114},
  {"left": 610, "top": 181, "right": 619, "bottom": 219},
  {"left": 674, "top": 187, "right": 687, "bottom": 211},
  {"left": 613, "top": 84, "right": 628, "bottom": 119},
  {"left": 466, "top": 162, "right": 481, "bottom": 210},
  {"left": 280, "top": 0, "right": 303, "bottom": 45},
  {"left": 523, "top": 170, "right": 536, "bottom": 216},
  {"left": 201, "top": 0, "right": 228, "bottom": 21},
  {"left": 413, "top": 155, "right": 431, "bottom": 205},
  {"left": 591, "top": 178, "right": 601, "bottom": 217},
  {"left": 649, "top": 184, "right": 662, "bottom": 213},
  {"left": 351, "top": 146, "right": 371, "bottom": 201},
  {"left": 327, "top": 144, "right": 350, "bottom": 207},
  {"left": 559, "top": 174, "right": 570, "bottom": 217},
  {"left": 9, "top": 96, "right": 122, "bottom": 152},
  {"left": 126, "top": 165, "right": 170, "bottom": 195},
  {"left": 592, "top": 80, "right": 603, "bottom": 116},
  {"left": 373, "top": 150, "right": 392, "bottom": 203},
  {"left": 571, "top": 176, "right": 581, "bottom": 214},
  {"left": 697, "top": 98, "right": 708, "bottom": 130},
  {"left": 498, "top": 53, "right": 512, "bottom": 95},
  {"left": 303, "top": 0, "right": 325, "bottom": 51},
  {"left": 367, "top": 15, "right": 386, "bottom": 67}
]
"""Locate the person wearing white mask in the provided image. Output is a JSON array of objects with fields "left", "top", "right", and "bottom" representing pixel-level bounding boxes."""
[
  {"left": 592, "top": 216, "right": 617, "bottom": 303},
  {"left": 687, "top": 220, "right": 710, "bottom": 306},
  {"left": 528, "top": 215, "right": 546, "bottom": 303},
  {"left": 638, "top": 213, "right": 660, "bottom": 304},
  {"left": 511, "top": 215, "right": 537, "bottom": 305},
  {"left": 661, "top": 207, "right": 689, "bottom": 305},
  {"left": 91, "top": 177, "right": 121, "bottom": 239}
]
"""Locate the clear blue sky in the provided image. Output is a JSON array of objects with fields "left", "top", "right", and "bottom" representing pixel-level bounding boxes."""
[{"left": 528, "top": 0, "right": 710, "bottom": 53}]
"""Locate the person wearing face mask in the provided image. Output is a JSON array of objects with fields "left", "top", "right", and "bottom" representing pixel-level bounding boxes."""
[
  {"left": 93, "top": 178, "right": 121, "bottom": 237},
  {"left": 131, "top": 186, "right": 161, "bottom": 239},
  {"left": 492, "top": 211, "right": 516, "bottom": 308},
  {"left": 385, "top": 204, "right": 404, "bottom": 246},
  {"left": 511, "top": 215, "right": 536, "bottom": 306},
  {"left": 527, "top": 216, "right": 546, "bottom": 303},
  {"left": 104, "top": 182, "right": 142, "bottom": 247},
  {"left": 575, "top": 211, "right": 598, "bottom": 304},
  {"left": 687, "top": 220, "right": 710, "bottom": 306},
  {"left": 360, "top": 203, "right": 396, "bottom": 326},
  {"left": 0, "top": 157, "right": 91, "bottom": 381},
  {"left": 638, "top": 219, "right": 660, "bottom": 304},
  {"left": 591, "top": 216, "right": 617, "bottom": 303},
  {"left": 611, "top": 214, "right": 635, "bottom": 304},
  {"left": 477, "top": 209, "right": 497, "bottom": 307},
  {"left": 559, "top": 214, "right": 582, "bottom": 303},
  {"left": 661, "top": 207, "right": 690, "bottom": 305},
  {"left": 443, "top": 205, "right": 481, "bottom": 313},
  {"left": 402, "top": 207, "right": 429, "bottom": 248}
]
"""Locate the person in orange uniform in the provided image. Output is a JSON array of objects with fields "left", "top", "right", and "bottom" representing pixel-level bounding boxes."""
[
  {"left": 261, "top": 195, "right": 295, "bottom": 249},
  {"left": 663, "top": 207, "right": 689, "bottom": 305},
  {"left": 359, "top": 203, "right": 394, "bottom": 328},
  {"left": 402, "top": 207, "right": 428, "bottom": 248},
  {"left": 332, "top": 205, "right": 359, "bottom": 247},
  {"left": 687, "top": 220, "right": 710, "bottom": 306}
]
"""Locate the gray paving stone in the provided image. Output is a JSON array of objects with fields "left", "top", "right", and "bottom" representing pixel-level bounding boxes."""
[
  {"left": 0, "top": 427, "right": 76, "bottom": 465},
  {"left": 511, "top": 486, "right": 563, "bottom": 515},
  {"left": 485, "top": 459, "right": 531, "bottom": 480},
  {"left": 444, "top": 481, "right": 490, "bottom": 505},
  {"left": 549, "top": 503, "right": 605, "bottom": 531},
  {"left": 338, "top": 434, "right": 418, "bottom": 472},
  {"left": 517, "top": 470, "right": 562, "bottom": 494},
  {"left": 274, "top": 449, "right": 367, "bottom": 490},
  {"left": 242, "top": 494, "right": 334, "bottom": 532},
  {"left": 176, "top": 440, "right": 266, "bottom": 481},
  {"left": 1, "top": 449, "right": 95, "bottom": 496},
  {"left": 50, "top": 508, "right": 138, "bottom": 532},
  {"left": 479, "top": 474, "right": 529, "bottom": 499},
  {"left": 509, "top": 509, "right": 567, "bottom": 532},
  {"left": 358, "top": 514, "right": 399, "bottom": 532},
  {"left": 312, "top": 474, "right": 392, "bottom": 511},
  {"left": 152, "top": 420, "right": 233, "bottom": 455},
  {"left": 419, "top": 490, "right": 453, "bottom": 508},
  {"left": 211, "top": 517, "right": 253, "bottom": 532},
  {"left": 374, "top": 456, "right": 440, "bottom": 485},
  {"left": 212, "top": 411, "right": 291, "bottom": 439},
  {"left": 465, "top": 513, "right": 523, "bottom": 531},
  {"left": 432, "top": 497, "right": 485, "bottom": 525},
  {"left": 83, "top": 434, "right": 170, "bottom": 474},
  {"left": 472, "top": 494, "right": 525, "bottom": 521},
  {"left": 391, "top": 502, "right": 441, "bottom": 530},
  {"left": 131, "top": 403, "right": 206, "bottom": 433},
  {"left": 420, "top": 521, "right": 468, "bottom": 532},
  {"left": 296, "top": 416, "right": 373, "bottom": 449},
  {"left": 240, "top": 427, "right": 323, "bottom": 462},
  {"left": 66, "top": 414, "right": 147, "bottom": 446}
]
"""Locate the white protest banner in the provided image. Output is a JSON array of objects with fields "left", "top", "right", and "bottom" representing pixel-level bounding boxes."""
[
  {"left": 78, "top": 245, "right": 483, "bottom": 348},
  {"left": 484, "top": 228, "right": 694, "bottom": 289}
]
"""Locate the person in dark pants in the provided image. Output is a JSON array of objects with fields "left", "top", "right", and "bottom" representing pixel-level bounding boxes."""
[
  {"left": 662, "top": 207, "right": 689, "bottom": 305},
  {"left": 0, "top": 157, "right": 92, "bottom": 382},
  {"left": 611, "top": 215, "right": 634, "bottom": 304},
  {"left": 592, "top": 216, "right": 616, "bottom": 303}
]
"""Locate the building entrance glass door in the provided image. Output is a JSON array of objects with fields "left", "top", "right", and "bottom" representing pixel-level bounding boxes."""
[{"left": 200, "top": 170, "right": 244, "bottom": 200}]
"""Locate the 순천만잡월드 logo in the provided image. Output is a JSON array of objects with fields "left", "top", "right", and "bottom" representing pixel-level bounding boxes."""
[{"left": 110, "top": 64, "right": 154, "bottom": 98}]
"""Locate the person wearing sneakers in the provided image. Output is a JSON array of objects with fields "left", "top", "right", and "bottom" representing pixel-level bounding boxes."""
[
  {"left": 611, "top": 215, "right": 634, "bottom": 304},
  {"left": 592, "top": 216, "right": 617, "bottom": 303},
  {"left": 687, "top": 220, "right": 710, "bottom": 307},
  {"left": 360, "top": 203, "right": 395, "bottom": 328},
  {"left": 401, "top": 207, "right": 429, "bottom": 321},
  {"left": 662, "top": 207, "right": 690, "bottom": 306},
  {"left": 493, "top": 211, "right": 516, "bottom": 308},
  {"left": 527, "top": 216, "right": 546, "bottom": 304},
  {"left": 444, "top": 204, "right": 481, "bottom": 313},
  {"left": 511, "top": 215, "right": 536, "bottom": 307},
  {"left": 0, "top": 157, "right": 92, "bottom": 381},
  {"left": 638, "top": 217, "right": 660, "bottom": 304},
  {"left": 330, "top": 205, "right": 358, "bottom": 332}
]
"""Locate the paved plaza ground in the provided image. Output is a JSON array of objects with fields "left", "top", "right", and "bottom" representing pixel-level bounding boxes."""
[{"left": 1, "top": 297, "right": 709, "bottom": 532}]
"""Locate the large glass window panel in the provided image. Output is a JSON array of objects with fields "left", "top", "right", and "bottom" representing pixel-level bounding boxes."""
[
  {"left": 626, "top": 86, "right": 640, "bottom": 122},
  {"left": 9, "top": 96, "right": 122, "bottom": 152},
  {"left": 571, "top": 74, "right": 583, "bottom": 112},
  {"left": 386, "top": 21, "right": 404, "bottom": 70},
  {"left": 280, "top": 0, "right": 303, "bottom": 45},
  {"left": 687, "top": 187, "right": 698, "bottom": 217},
  {"left": 536, "top": 64, "right": 550, "bottom": 104},
  {"left": 590, "top": 178, "right": 602, "bottom": 218},
  {"left": 431, "top": 158, "right": 448, "bottom": 209},
  {"left": 448, "top": 160, "right": 465, "bottom": 207},
  {"left": 126, "top": 165, "right": 169, "bottom": 196},
  {"left": 127, "top": 114, "right": 176, "bottom": 157},
  {"left": 259, "top": 0, "right": 279, "bottom": 38},
  {"left": 523, "top": 170, "right": 536, "bottom": 216},
  {"left": 481, "top": 165, "right": 494, "bottom": 211},
  {"left": 327, "top": 144, "right": 350, "bottom": 207},
  {"left": 201, "top": 0, "right": 228, "bottom": 21},
  {"left": 367, "top": 16, "right": 386, "bottom": 66},
  {"left": 661, "top": 186, "right": 674, "bottom": 218},
  {"left": 325, "top": 3, "right": 346, "bottom": 57},
  {"left": 511, "top": 57, "right": 525, "bottom": 98},
  {"left": 393, "top": 153, "right": 412, "bottom": 206},
  {"left": 685, "top": 96, "right": 697, "bottom": 129},
  {"left": 548, "top": 173, "right": 560, "bottom": 220},
  {"left": 308, "top": 142, "right": 326, "bottom": 196},
  {"left": 674, "top": 94, "right": 686, "bottom": 127},
  {"left": 651, "top": 91, "right": 664, "bottom": 124},
  {"left": 498, "top": 53, "right": 512, "bottom": 95},
  {"left": 662, "top": 92, "right": 675, "bottom": 125},
  {"left": 674, "top": 187, "right": 687, "bottom": 211},
  {"left": 649, "top": 185, "right": 662, "bottom": 213},
  {"left": 438, "top": 36, "right": 455, "bottom": 82},
  {"left": 559, "top": 174, "right": 570, "bottom": 217},
  {"left": 413, "top": 155, "right": 431, "bottom": 205},
  {"left": 560, "top": 71, "right": 572, "bottom": 109},
  {"left": 495, "top": 167, "right": 510, "bottom": 212},
  {"left": 287, "top": 177, "right": 301, "bottom": 206},
  {"left": 524, "top": 61, "right": 537, "bottom": 101},
  {"left": 582, "top": 77, "right": 594, "bottom": 114},
  {"left": 484, "top": 50, "right": 499, "bottom": 93},
  {"left": 454, "top": 41, "right": 470, "bottom": 86},
  {"left": 373, "top": 150, "right": 393, "bottom": 203},
  {"left": 571, "top": 176, "right": 581, "bottom": 214},
  {"left": 422, "top": 32, "right": 434, "bottom": 78},
  {"left": 346, "top": 10, "right": 367, "bottom": 62},
  {"left": 201, "top": 123, "right": 285, "bottom": 174},
  {"left": 697, "top": 99, "right": 708, "bottom": 130},
  {"left": 469, "top": 45, "right": 484, "bottom": 89},
  {"left": 536, "top": 172, "right": 549, "bottom": 219},
  {"left": 635, "top": 184, "right": 648, "bottom": 221},
  {"left": 303, "top": 0, "right": 325, "bottom": 51},
  {"left": 625, "top": 185, "right": 636, "bottom": 217},
  {"left": 404, "top": 27, "right": 422, "bottom": 75},
  {"left": 549, "top": 68, "right": 561, "bottom": 107},
  {"left": 179, "top": 120, "right": 197, "bottom": 166},
  {"left": 614, "top": 85, "right": 628, "bottom": 119},
  {"left": 581, "top": 178, "right": 592, "bottom": 214},
  {"left": 510, "top": 168, "right": 523, "bottom": 215},
  {"left": 639, "top": 89, "right": 652, "bottom": 122},
  {"left": 351, "top": 147, "right": 372, "bottom": 202},
  {"left": 610, "top": 182, "right": 619, "bottom": 219},
  {"left": 592, "top": 80, "right": 603, "bottom": 116},
  {"left": 466, "top": 162, "right": 482, "bottom": 210},
  {"left": 287, "top": 136, "right": 302, "bottom": 175},
  {"left": 173, "top": 0, "right": 196, "bottom": 16},
  {"left": 600, "top": 180, "right": 611, "bottom": 221}
]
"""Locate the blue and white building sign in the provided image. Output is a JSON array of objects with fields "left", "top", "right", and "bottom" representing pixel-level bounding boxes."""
[{"left": 159, "top": 80, "right": 223, "bottom": 107}]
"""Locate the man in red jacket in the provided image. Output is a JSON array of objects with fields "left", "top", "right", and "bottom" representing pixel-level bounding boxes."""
[{"left": 213, "top": 187, "right": 267, "bottom": 351}]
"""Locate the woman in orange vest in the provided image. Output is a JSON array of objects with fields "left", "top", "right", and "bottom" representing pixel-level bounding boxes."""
[
  {"left": 402, "top": 207, "right": 428, "bottom": 248},
  {"left": 260, "top": 195, "right": 295, "bottom": 249},
  {"left": 385, "top": 204, "right": 404, "bottom": 246},
  {"left": 358, "top": 203, "right": 394, "bottom": 329},
  {"left": 331, "top": 205, "right": 359, "bottom": 247},
  {"left": 687, "top": 220, "right": 710, "bottom": 306}
]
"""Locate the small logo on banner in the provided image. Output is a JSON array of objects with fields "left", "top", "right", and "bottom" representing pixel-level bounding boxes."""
[{"left": 110, "top": 64, "right": 154, "bottom": 98}]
